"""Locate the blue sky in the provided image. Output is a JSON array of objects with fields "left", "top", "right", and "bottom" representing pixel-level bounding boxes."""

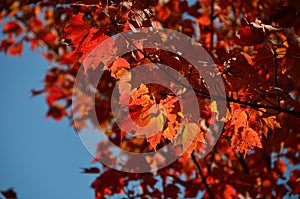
[{"left": 0, "top": 45, "right": 98, "bottom": 199}]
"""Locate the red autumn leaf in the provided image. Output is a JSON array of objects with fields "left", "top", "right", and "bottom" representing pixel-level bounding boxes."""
[
  {"left": 79, "top": 28, "right": 110, "bottom": 62},
  {"left": 163, "top": 184, "right": 180, "bottom": 198},
  {"left": 0, "top": 38, "right": 15, "bottom": 54},
  {"left": 235, "top": 20, "right": 265, "bottom": 45},
  {"left": 274, "top": 159, "right": 287, "bottom": 176},
  {"left": 9, "top": 42, "right": 23, "bottom": 56},
  {"left": 63, "top": 13, "right": 91, "bottom": 47},
  {"left": 80, "top": 28, "right": 112, "bottom": 71},
  {"left": 42, "top": 52, "right": 56, "bottom": 61},
  {"left": 45, "top": 87, "right": 69, "bottom": 106},
  {"left": 29, "top": 18, "right": 44, "bottom": 33},
  {"left": 60, "top": 51, "right": 81, "bottom": 65},
  {"left": 287, "top": 170, "right": 300, "bottom": 195},
  {"left": 223, "top": 184, "right": 238, "bottom": 199},
  {"left": 42, "top": 32, "right": 57, "bottom": 47},
  {"left": 29, "top": 38, "right": 39, "bottom": 51},
  {"left": 3, "top": 21, "right": 22, "bottom": 36},
  {"left": 196, "top": 15, "right": 211, "bottom": 26},
  {"left": 237, "top": 28, "right": 253, "bottom": 42},
  {"left": 46, "top": 104, "right": 67, "bottom": 121}
]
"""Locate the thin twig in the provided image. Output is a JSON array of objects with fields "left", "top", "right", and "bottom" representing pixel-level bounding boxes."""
[
  {"left": 253, "top": 88, "right": 277, "bottom": 107},
  {"left": 236, "top": 152, "right": 249, "bottom": 173},
  {"left": 191, "top": 152, "right": 215, "bottom": 199},
  {"left": 273, "top": 48, "right": 281, "bottom": 108}
]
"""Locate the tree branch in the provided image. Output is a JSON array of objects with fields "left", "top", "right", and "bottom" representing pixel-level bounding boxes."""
[
  {"left": 191, "top": 152, "right": 215, "bottom": 199},
  {"left": 273, "top": 47, "right": 281, "bottom": 108},
  {"left": 236, "top": 152, "right": 249, "bottom": 173}
]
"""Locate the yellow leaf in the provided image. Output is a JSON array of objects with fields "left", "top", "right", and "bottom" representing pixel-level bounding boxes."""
[
  {"left": 210, "top": 101, "right": 219, "bottom": 121},
  {"left": 182, "top": 123, "right": 203, "bottom": 152}
]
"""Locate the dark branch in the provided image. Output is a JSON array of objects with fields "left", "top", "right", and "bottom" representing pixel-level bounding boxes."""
[
  {"left": 191, "top": 152, "right": 215, "bottom": 199},
  {"left": 273, "top": 48, "right": 281, "bottom": 108}
]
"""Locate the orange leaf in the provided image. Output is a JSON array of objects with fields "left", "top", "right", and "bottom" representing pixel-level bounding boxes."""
[
  {"left": 109, "top": 58, "right": 130, "bottom": 78},
  {"left": 240, "top": 52, "right": 253, "bottom": 64},
  {"left": 223, "top": 184, "right": 237, "bottom": 199},
  {"left": 230, "top": 109, "right": 247, "bottom": 133},
  {"left": 262, "top": 116, "right": 281, "bottom": 137},
  {"left": 146, "top": 132, "right": 162, "bottom": 150},
  {"left": 231, "top": 127, "right": 262, "bottom": 157},
  {"left": 196, "top": 15, "right": 211, "bottom": 26}
]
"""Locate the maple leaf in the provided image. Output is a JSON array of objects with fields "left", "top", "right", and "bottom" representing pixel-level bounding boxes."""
[
  {"left": 262, "top": 116, "right": 281, "bottom": 137},
  {"left": 109, "top": 58, "right": 130, "bottom": 79},
  {"left": 45, "top": 87, "right": 69, "bottom": 106},
  {"left": 41, "top": 32, "right": 58, "bottom": 47},
  {"left": 230, "top": 109, "right": 248, "bottom": 133},
  {"left": 146, "top": 131, "right": 162, "bottom": 150},
  {"left": 46, "top": 104, "right": 67, "bottom": 121},
  {"left": 175, "top": 123, "right": 205, "bottom": 154},
  {"left": 9, "top": 42, "right": 22, "bottom": 56},
  {"left": 78, "top": 27, "right": 111, "bottom": 65},
  {"left": 3, "top": 21, "right": 22, "bottom": 36},
  {"left": 82, "top": 34, "right": 115, "bottom": 72},
  {"left": 162, "top": 125, "right": 174, "bottom": 141},
  {"left": 235, "top": 19, "right": 265, "bottom": 45},
  {"left": 231, "top": 126, "right": 262, "bottom": 157},
  {"left": 63, "top": 13, "right": 90, "bottom": 47},
  {"left": 0, "top": 37, "right": 15, "bottom": 54},
  {"left": 136, "top": 112, "right": 165, "bottom": 138}
]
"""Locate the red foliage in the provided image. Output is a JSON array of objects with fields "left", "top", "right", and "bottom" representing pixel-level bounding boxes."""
[{"left": 1, "top": 0, "right": 300, "bottom": 198}]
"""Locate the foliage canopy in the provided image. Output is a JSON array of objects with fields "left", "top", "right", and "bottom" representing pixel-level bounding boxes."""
[{"left": 1, "top": 0, "right": 300, "bottom": 198}]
